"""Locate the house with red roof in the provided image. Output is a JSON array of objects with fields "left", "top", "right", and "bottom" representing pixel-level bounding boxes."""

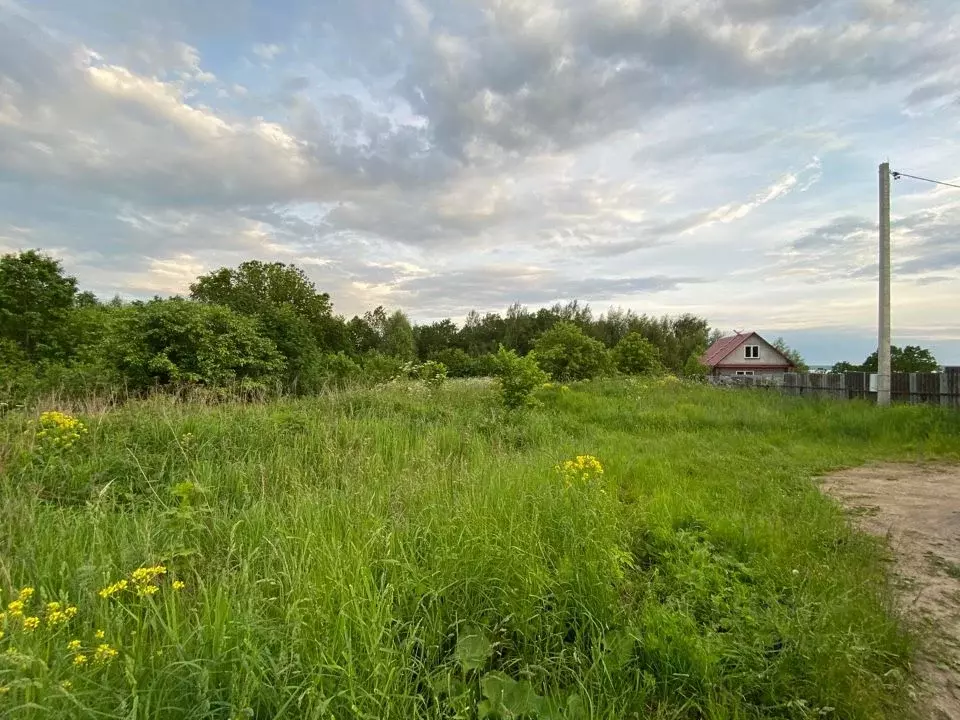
[{"left": 701, "top": 331, "right": 795, "bottom": 378}]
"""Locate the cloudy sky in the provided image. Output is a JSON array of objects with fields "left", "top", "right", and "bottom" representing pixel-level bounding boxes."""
[{"left": 1, "top": 0, "right": 958, "bottom": 364}]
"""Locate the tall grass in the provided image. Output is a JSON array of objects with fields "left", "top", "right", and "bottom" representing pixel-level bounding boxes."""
[{"left": 1, "top": 379, "right": 958, "bottom": 719}]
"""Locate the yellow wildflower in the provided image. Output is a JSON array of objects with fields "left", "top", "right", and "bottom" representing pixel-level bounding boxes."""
[
  {"left": 130, "top": 565, "right": 167, "bottom": 584},
  {"left": 60, "top": 680, "right": 73, "bottom": 691},
  {"left": 73, "top": 654, "right": 88, "bottom": 666},
  {"left": 46, "top": 601, "right": 61, "bottom": 613},
  {"left": 22, "top": 616, "right": 40, "bottom": 631},
  {"left": 94, "top": 629, "right": 105, "bottom": 640},
  {"left": 555, "top": 454, "right": 604, "bottom": 486},
  {"left": 17, "top": 587, "right": 34, "bottom": 602},
  {"left": 64, "top": 605, "right": 78, "bottom": 619},
  {"left": 7, "top": 600, "right": 24, "bottom": 617},
  {"left": 98, "top": 579, "right": 128, "bottom": 599},
  {"left": 0, "top": 611, "right": 5, "bottom": 622},
  {"left": 93, "top": 644, "right": 118, "bottom": 664},
  {"left": 172, "top": 580, "right": 185, "bottom": 591},
  {"left": 136, "top": 584, "right": 159, "bottom": 597},
  {"left": 67, "top": 639, "right": 82, "bottom": 652}
]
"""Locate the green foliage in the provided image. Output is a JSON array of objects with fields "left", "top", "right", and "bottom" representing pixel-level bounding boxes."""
[
  {"left": 533, "top": 322, "right": 612, "bottom": 381},
  {"left": 863, "top": 345, "right": 939, "bottom": 373},
  {"left": 190, "top": 261, "right": 347, "bottom": 380},
  {"left": 0, "top": 250, "right": 78, "bottom": 361},
  {"left": 190, "top": 260, "right": 332, "bottom": 326},
  {"left": 1, "top": 380, "right": 955, "bottom": 717},
  {"left": 361, "top": 351, "right": 405, "bottom": 384},
  {"left": 493, "top": 345, "right": 549, "bottom": 410},
  {"left": 382, "top": 310, "right": 417, "bottom": 362},
  {"left": 772, "top": 337, "right": 809, "bottom": 372},
  {"left": 831, "top": 361, "right": 862, "bottom": 374},
  {"left": 307, "top": 352, "right": 363, "bottom": 390},
  {"left": 108, "top": 298, "right": 286, "bottom": 391},
  {"left": 408, "top": 360, "right": 448, "bottom": 388},
  {"left": 614, "top": 332, "right": 663, "bottom": 375},
  {"left": 432, "top": 348, "right": 475, "bottom": 377},
  {"left": 682, "top": 353, "right": 710, "bottom": 379},
  {"left": 833, "top": 345, "right": 940, "bottom": 374}
]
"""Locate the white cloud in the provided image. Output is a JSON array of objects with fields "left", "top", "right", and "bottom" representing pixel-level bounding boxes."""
[{"left": 252, "top": 43, "right": 283, "bottom": 61}]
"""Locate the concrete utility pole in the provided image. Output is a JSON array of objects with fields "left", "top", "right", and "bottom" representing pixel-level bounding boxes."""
[{"left": 878, "top": 162, "right": 892, "bottom": 407}]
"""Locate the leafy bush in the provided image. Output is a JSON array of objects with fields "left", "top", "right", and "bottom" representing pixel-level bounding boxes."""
[
  {"left": 107, "top": 299, "right": 286, "bottom": 391},
  {"left": 614, "top": 332, "right": 663, "bottom": 375},
  {"left": 682, "top": 354, "right": 710, "bottom": 380},
  {"left": 361, "top": 352, "right": 405, "bottom": 385},
  {"left": 309, "top": 352, "right": 363, "bottom": 390},
  {"left": 493, "top": 345, "right": 548, "bottom": 410},
  {"left": 470, "top": 353, "right": 500, "bottom": 378},
  {"left": 432, "top": 348, "right": 474, "bottom": 377},
  {"left": 533, "top": 322, "right": 612, "bottom": 381},
  {"left": 411, "top": 360, "right": 448, "bottom": 388}
]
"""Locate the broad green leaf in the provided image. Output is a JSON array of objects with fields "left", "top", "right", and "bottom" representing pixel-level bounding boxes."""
[{"left": 455, "top": 628, "right": 494, "bottom": 671}]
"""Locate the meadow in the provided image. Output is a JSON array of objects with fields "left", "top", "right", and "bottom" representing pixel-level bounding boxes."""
[{"left": 2, "top": 378, "right": 959, "bottom": 719}]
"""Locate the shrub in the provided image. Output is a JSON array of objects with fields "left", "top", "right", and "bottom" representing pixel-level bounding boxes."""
[
  {"left": 412, "top": 360, "right": 448, "bottom": 388},
  {"left": 493, "top": 345, "right": 548, "bottom": 410},
  {"left": 361, "top": 352, "right": 405, "bottom": 385},
  {"left": 533, "top": 322, "right": 612, "bottom": 381},
  {"left": 682, "top": 353, "right": 710, "bottom": 380},
  {"left": 106, "top": 299, "right": 286, "bottom": 392},
  {"left": 614, "top": 332, "right": 663, "bottom": 375},
  {"left": 310, "top": 352, "right": 363, "bottom": 390},
  {"left": 432, "top": 348, "right": 474, "bottom": 378}
]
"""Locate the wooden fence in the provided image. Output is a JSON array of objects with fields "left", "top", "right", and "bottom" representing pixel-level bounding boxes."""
[{"left": 711, "top": 369, "right": 960, "bottom": 408}]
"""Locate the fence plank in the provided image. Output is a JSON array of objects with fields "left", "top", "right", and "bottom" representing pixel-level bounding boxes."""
[{"left": 712, "top": 371, "right": 960, "bottom": 408}]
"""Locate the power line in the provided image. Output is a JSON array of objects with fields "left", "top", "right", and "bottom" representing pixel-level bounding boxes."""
[{"left": 891, "top": 170, "right": 960, "bottom": 190}]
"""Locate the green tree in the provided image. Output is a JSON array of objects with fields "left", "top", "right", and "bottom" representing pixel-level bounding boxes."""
[
  {"left": 493, "top": 345, "right": 549, "bottom": 410},
  {"left": 682, "top": 354, "right": 710, "bottom": 379},
  {"left": 190, "top": 261, "right": 332, "bottom": 323},
  {"left": 0, "top": 250, "right": 78, "bottom": 360},
  {"left": 860, "top": 345, "right": 939, "bottom": 373},
  {"left": 414, "top": 319, "right": 459, "bottom": 361},
  {"left": 614, "top": 332, "right": 663, "bottom": 375},
  {"left": 830, "top": 361, "right": 862, "bottom": 373},
  {"left": 382, "top": 310, "right": 416, "bottom": 362},
  {"left": 533, "top": 322, "right": 612, "bottom": 381},
  {"left": 191, "top": 261, "right": 344, "bottom": 387},
  {"left": 772, "top": 337, "right": 809, "bottom": 372},
  {"left": 108, "top": 298, "right": 285, "bottom": 391}
]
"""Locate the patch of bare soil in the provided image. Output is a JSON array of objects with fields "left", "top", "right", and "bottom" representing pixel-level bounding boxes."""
[{"left": 822, "top": 464, "right": 960, "bottom": 720}]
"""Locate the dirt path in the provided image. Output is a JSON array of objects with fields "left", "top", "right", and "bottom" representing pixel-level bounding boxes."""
[{"left": 822, "top": 464, "right": 960, "bottom": 719}]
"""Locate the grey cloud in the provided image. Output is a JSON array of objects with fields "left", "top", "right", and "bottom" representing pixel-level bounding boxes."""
[
  {"left": 385, "top": 0, "right": 959, "bottom": 159},
  {"left": 389, "top": 266, "right": 702, "bottom": 316},
  {"left": 791, "top": 216, "right": 873, "bottom": 250}
]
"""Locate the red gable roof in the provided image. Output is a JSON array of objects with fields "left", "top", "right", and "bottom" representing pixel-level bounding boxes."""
[{"left": 702, "top": 332, "right": 754, "bottom": 367}]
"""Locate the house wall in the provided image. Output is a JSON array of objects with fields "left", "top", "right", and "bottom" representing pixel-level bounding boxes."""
[
  {"left": 715, "top": 334, "right": 791, "bottom": 371},
  {"left": 714, "top": 367, "right": 786, "bottom": 379}
]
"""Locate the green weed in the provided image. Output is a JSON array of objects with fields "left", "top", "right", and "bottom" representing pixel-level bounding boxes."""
[{"left": 1, "top": 380, "right": 958, "bottom": 718}]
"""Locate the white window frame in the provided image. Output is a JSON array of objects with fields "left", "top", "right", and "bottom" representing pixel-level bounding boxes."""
[
  {"left": 744, "top": 345, "right": 760, "bottom": 359},
  {"left": 735, "top": 370, "right": 755, "bottom": 376}
]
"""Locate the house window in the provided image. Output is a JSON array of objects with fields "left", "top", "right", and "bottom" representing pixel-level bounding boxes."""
[
  {"left": 736, "top": 370, "right": 755, "bottom": 376},
  {"left": 744, "top": 345, "right": 760, "bottom": 359}
]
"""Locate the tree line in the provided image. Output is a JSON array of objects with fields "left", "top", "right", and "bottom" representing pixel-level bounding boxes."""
[{"left": 0, "top": 251, "right": 717, "bottom": 401}]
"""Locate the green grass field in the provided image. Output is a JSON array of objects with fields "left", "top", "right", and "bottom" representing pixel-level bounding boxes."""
[{"left": 2, "top": 379, "right": 959, "bottom": 719}]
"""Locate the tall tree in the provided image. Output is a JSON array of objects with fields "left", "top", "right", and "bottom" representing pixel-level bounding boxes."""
[
  {"left": 861, "top": 345, "right": 939, "bottom": 373},
  {"left": 0, "top": 250, "right": 78, "bottom": 360},
  {"left": 382, "top": 310, "right": 417, "bottom": 362},
  {"left": 772, "top": 337, "right": 809, "bottom": 372}
]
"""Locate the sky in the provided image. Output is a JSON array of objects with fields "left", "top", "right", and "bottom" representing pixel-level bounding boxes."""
[{"left": 0, "top": 0, "right": 958, "bottom": 365}]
